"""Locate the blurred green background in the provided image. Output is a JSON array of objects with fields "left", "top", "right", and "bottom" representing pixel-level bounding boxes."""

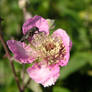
[{"left": 0, "top": 0, "right": 92, "bottom": 92}]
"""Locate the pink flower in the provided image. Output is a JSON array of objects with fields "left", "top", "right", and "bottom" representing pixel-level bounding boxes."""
[{"left": 7, "top": 16, "right": 72, "bottom": 87}]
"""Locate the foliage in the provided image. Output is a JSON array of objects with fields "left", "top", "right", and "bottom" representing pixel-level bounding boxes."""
[{"left": 0, "top": 0, "right": 92, "bottom": 92}]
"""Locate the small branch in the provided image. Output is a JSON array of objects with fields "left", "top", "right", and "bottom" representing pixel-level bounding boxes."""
[
  {"left": 23, "top": 78, "right": 31, "bottom": 90},
  {"left": 0, "top": 20, "right": 23, "bottom": 92}
]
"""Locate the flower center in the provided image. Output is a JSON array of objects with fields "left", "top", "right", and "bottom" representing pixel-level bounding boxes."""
[
  {"left": 30, "top": 32, "right": 66, "bottom": 65},
  {"left": 44, "top": 43, "right": 56, "bottom": 51}
]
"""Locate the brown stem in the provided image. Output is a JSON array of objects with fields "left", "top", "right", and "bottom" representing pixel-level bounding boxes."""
[{"left": 0, "top": 22, "right": 23, "bottom": 92}]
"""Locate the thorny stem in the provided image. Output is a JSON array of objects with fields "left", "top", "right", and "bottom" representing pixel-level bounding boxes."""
[{"left": 0, "top": 20, "right": 23, "bottom": 92}]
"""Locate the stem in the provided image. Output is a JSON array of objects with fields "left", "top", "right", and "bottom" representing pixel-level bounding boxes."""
[
  {"left": 24, "top": 78, "right": 31, "bottom": 90},
  {"left": 0, "top": 22, "right": 23, "bottom": 92}
]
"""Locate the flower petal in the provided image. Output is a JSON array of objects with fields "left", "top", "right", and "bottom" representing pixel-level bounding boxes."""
[
  {"left": 59, "top": 52, "right": 70, "bottom": 66},
  {"left": 22, "top": 16, "right": 49, "bottom": 35},
  {"left": 52, "top": 29, "right": 70, "bottom": 47},
  {"left": 52, "top": 29, "right": 71, "bottom": 66},
  {"left": 69, "top": 40, "right": 72, "bottom": 51},
  {"left": 7, "top": 40, "right": 37, "bottom": 63},
  {"left": 27, "top": 63, "right": 60, "bottom": 87}
]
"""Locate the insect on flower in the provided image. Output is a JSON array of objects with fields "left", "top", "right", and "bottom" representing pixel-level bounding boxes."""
[
  {"left": 7, "top": 16, "right": 72, "bottom": 87},
  {"left": 20, "top": 26, "right": 40, "bottom": 42}
]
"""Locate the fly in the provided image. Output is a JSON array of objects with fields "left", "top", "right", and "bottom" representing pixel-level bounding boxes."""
[{"left": 20, "top": 26, "right": 40, "bottom": 42}]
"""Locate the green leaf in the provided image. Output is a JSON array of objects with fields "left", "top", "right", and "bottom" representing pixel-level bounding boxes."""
[
  {"left": 60, "top": 52, "right": 92, "bottom": 79},
  {"left": 53, "top": 87, "right": 71, "bottom": 92}
]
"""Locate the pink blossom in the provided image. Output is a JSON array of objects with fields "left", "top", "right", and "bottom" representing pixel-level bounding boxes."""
[{"left": 7, "top": 16, "right": 72, "bottom": 87}]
